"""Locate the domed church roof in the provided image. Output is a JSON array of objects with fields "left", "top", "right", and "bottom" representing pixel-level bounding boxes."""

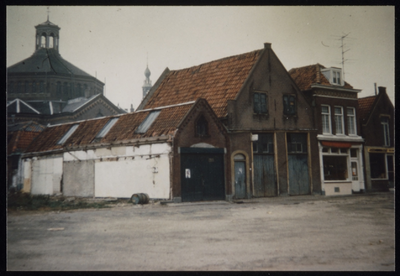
[{"left": 7, "top": 48, "right": 92, "bottom": 77}]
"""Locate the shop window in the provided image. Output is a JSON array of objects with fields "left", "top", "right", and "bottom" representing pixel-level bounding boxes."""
[
  {"left": 322, "top": 147, "right": 329, "bottom": 153},
  {"left": 321, "top": 105, "right": 331, "bottom": 134},
  {"left": 283, "top": 94, "right": 296, "bottom": 115},
  {"left": 253, "top": 93, "right": 268, "bottom": 114},
  {"left": 347, "top": 107, "right": 356, "bottom": 135},
  {"left": 381, "top": 117, "right": 390, "bottom": 146},
  {"left": 196, "top": 116, "right": 208, "bottom": 137},
  {"left": 370, "top": 153, "right": 387, "bottom": 179},
  {"left": 334, "top": 106, "right": 344, "bottom": 134},
  {"left": 323, "top": 156, "right": 347, "bottom": 180}
]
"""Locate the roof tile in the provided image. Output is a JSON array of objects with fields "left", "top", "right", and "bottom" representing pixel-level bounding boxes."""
[{"left": 143, "top": 49, "right": 263, "bottom": 118}]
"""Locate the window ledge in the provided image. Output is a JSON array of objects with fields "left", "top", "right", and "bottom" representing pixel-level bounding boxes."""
[{"left": 324, "top": 180, "right": 352, "bottom": 183}]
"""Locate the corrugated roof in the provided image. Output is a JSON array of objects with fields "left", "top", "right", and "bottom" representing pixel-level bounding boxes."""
[
  {"left": 142, "top": 49, "right": 263, "bottom": 118},
  {"left": 288, "top": 64, "right": 353, "bottom": 91},
  {"left": 7, "top": 48, "right": 93, "bottom": 78},
  {"left": 358, "top": 95, "right": 377, "bottom": 121},
  {"left": 25, "top": 102, "right": 195, "bottom": 153}
]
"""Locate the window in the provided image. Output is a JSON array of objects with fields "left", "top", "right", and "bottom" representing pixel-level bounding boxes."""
[
  {"left": 370, "top": 153, "right": 387, "bottom": 179},
  {"left": 253, "top": 93, "right": 268, "bottom": 114},
  {"left": 347, "top": 107, "right": 356, "bottom": 135},
  {"left": 321, "top": 105, "right": 331, "bottom": 134},
  {"left": 196, "top": 116, "right": 208, "bottom": 137},
  {"left": 323, "top": 156, "right": 347, "bottom": 180},
  {"left": 287, "top": 133, "right": 307, "bottom": 154},
  {"left": 56, "top": 82, "right": 62, "bottom": 97},
  {"left": 32, "top": 81, "right": 37, "bottom": 93},
  {"left": 253, "top": 134, "right": 274, "bottom": 154},
  {"left": 8, "top": 82, "right": 14, "bottom": 93},
  {"left": 39, "top": 81, "right": 45, "bottom": 93},
  {"left": 25, "top": 81, "right": 29, "bottom": 93},
  {"left": 334, "top": 106, "right": 344, "bottom": 134},
  {"left": 57, "top": 124, "right": 79, "bottom": 145},
  {"left": 381, "top": 117, "right": 390, "bottom": 146},
  {"left": 283, "top": 95, "right": 296, "bottom": 115},
  {"left": 92, "top": 117, "right": 119, "bottom": 143},
  {"left": 135, "top": 111, "right": 161, "bottom": 134},
  {"left": 332, "top": 71, "right": 341, "bottom": 85}
]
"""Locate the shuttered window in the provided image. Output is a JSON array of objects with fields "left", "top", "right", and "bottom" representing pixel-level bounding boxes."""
[
  {"left": 283, "top": 95, "right": 296, "bottom": 115},
  {"left": 253, "top": 93, "right": 268, "bottom": 114}
]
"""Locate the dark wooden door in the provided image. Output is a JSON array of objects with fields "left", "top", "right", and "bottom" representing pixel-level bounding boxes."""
[
  {"left": 181, "top": 148, "right": 225, "bottom": 202},
  {"left": 253, "top": 134, "right": 277, "bottom": 197},
  {"left": 287, "top": 133, "right": 310, "bottom": 195}
]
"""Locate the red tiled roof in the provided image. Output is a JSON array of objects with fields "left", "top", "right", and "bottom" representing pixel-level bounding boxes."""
[
  {"left": 143, "top": 49, "right": 263, "bottom": 118},
  {"left": 25, "top": 102, "right": 195, "bottom": 153},
  {"left": 7, "top": 121, "right": 45, "bottom": 155},
  {"left": 288, "top": 64, "right": 353, "bottom": 91},
  {"left": 358, "top": 95, "right": 377, "bottom": 121}
]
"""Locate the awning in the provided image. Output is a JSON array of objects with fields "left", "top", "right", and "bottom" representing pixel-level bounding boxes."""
[{"left": 321, "top": 141, "right": 354, "bottom": 148}]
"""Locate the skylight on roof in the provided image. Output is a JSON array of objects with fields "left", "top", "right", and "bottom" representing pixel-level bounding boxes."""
[
  {"left": 96, "top": 117, "right": 119, "bottom": 138},
  {"left": 57, "top": 124, "right": 79, "bottom": 145},
  {"left": 135, "top": 111, "right": 161, "bottom": 134}
]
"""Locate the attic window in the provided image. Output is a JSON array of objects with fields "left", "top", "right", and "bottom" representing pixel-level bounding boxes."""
[
  {"left": 321, "top": 68, "right": 343, "bottom": 86},
  {"left": 283, "top": 94, "right": 296, "bottom": 116},
  {"left": 196, "top": 116, "right": 208, "bottom": 137},
  {"left": 135, "top": 111, "right": 161, "bottom": 134},
  {"left": 253, "top": 93, "right": 268, "bottom": 114},
  {"left": 92, "top": 117, "right": 119, "bottom": 143},
  {"left": 57, "top": 124, "right": 79, "bottom": 145}
]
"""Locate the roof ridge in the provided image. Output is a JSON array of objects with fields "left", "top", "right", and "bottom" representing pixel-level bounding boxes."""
[{"left": 169, "top": 49, "right": 263, "bottom": 73}]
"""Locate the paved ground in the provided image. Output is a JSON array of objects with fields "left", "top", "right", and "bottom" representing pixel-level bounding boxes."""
[{"left": 7, "top": 192, "right": 395, "bottom": 271}]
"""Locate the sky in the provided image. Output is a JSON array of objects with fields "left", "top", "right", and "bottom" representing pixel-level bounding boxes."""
[{"left": 7, "top": 6, "right": 395, "bottom": 111}]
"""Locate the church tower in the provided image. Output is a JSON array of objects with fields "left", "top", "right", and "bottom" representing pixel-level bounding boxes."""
[
  {"left": 35, "top": 10, "right": 60, "bottom": 52},
  {"left": 142, "top": 65, "right": 152, "bottom": 99}
]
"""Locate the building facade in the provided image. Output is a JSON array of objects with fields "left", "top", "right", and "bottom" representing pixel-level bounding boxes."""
[
  {"left": 289, "top": 64, "right": 365, "bottom": 196},
  {"left": 138, "top": 43, "right": 321, "bottom": 200},
  {"left": 358, "top": 87, "right": 394, "bottom": 191},
  {"left": 21, "top": 99, "right": 229, "bottom": 201}
]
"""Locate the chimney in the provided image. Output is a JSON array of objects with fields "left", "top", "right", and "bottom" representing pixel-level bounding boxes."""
[
  {"left": 374, "top": 83, "right": 377, "bottom": 95},
  {"left": 316, "top": 64, "right": 321, "bottom": 84},
  {"left": 264, "top": 42, "right": 271, "bottom": 49},
  {"left": 378, "top": 86, "right": 386, "bottom": 95}
]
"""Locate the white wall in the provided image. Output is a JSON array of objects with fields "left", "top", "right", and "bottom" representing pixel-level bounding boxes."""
[
  {"left": 65, "top": 143, "right": 172, "bottom": 199},
  {"left": 31, "top": 155, "right": 63, "bottom": 195}
]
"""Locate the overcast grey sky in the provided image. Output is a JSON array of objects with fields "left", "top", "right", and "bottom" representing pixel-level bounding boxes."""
[{"left": 7, "top": 6, "right": 394, "bottom": 110}]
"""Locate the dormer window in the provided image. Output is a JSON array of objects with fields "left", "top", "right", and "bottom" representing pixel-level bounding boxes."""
[{"left": 321, "top": 68, "right": 343, "bottom": 86}]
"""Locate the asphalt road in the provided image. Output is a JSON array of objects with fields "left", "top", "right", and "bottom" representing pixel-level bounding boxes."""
[{"left": 7, "top": 192, "right": 395, "bottom": 271}]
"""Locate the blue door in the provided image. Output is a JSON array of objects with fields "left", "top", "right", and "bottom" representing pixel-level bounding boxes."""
[
  {"left": 287, "top": 133, "right": 310, "bottom": 195},
  {"left": 234, "top": 161, "right": 246, "bottom": 199}
]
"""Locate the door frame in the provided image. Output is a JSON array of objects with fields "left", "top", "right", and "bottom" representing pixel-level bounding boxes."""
[{"left": 231, "top": 150, "right": 250, "bottom": 199}]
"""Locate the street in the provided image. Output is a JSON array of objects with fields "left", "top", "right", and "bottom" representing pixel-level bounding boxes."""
[{"left": 7, "top": 192, "right": 394, "bottom": 271}]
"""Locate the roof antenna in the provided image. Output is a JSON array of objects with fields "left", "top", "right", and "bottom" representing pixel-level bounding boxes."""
[{"left": 339, "top": 32, "right": 350, "bottom": 82}]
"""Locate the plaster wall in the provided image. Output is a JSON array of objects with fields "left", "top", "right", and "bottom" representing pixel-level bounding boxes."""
[{"left": 31, "top": 155, "right": 63, "bottom": 195}]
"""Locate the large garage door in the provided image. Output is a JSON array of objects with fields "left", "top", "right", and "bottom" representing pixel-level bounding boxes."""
[
  {"left": 253, "top": 134, "right": 277, "bottom": 197},
  {"left": 181, "top": 148, "right": 225, "bottom": 202}
]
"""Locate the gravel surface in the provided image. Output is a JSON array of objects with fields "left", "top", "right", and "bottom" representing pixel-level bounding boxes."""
[{"left": 7, "top": 192, "right": 395, "bottom": 271}]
